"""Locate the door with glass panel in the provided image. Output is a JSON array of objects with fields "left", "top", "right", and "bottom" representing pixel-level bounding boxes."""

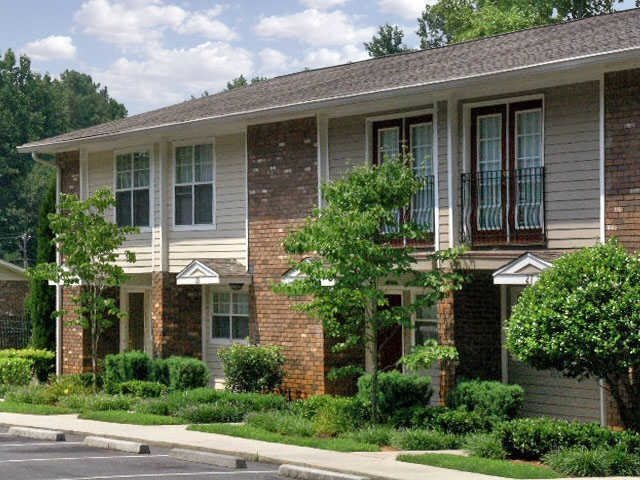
[{"left": 409, "top": 117, "right": 435, "bottom": 242}]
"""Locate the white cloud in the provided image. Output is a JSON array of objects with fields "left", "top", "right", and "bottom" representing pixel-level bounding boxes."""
[
  {"left": 299, "top": 0, "right": 349, "bottom": 8},
  {"left": 377, "top": 0, "right": 434, "bottom": 20},
  {"left": 259, "top": 44, "right": 367, "bottom": 77},
  {"left": 23, "top": 35, "right": 77, "bottom": 61},
  {"left": 92, "top": 42, "right": 253, "bottom": 113},
  {"left": 74, "top": 0, "right": 235, "bottom": 50},
  {"left": 255, "top": 9, "right": 375, "bottom": 47}
]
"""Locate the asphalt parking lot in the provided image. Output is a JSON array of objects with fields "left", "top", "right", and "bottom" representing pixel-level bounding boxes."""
[{"left": 0, "top": 427, "right": 282, "bottom": 480}]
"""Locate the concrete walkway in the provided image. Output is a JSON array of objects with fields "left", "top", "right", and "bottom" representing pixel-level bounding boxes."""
[{"left": 0, "top": 413, "right": 634, "bottom": 480}]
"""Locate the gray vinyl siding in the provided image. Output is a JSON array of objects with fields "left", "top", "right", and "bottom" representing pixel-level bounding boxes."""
[
  {"left": 437, "top": 101, "right": 449, "bottom": 249},
  {"left": 328, "top": 115, "right": 366, "bottom": 180}
]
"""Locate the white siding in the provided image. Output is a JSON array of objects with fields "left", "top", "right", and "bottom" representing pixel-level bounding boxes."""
[{"left": 436, "top": 101, "right": 449, "bottom": 249}]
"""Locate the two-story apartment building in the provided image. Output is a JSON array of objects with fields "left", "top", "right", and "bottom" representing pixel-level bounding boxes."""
[{"left": 18, "top": 9, "right": 640, "bottom": 426}]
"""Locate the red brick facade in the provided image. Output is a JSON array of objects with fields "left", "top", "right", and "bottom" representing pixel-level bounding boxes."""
[
  {"left": 247, "top": 117, "right": 326, "bottom": 397},
  {"left": 0, "top": 280, "right": 28, "bottom": 317},
  {"left": 437, "top": 292, "right": 456, "bottom": 405}
]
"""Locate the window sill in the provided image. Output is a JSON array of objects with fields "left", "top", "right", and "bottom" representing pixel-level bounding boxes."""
[
  {"left": 209, "top": 338, "right": 249, "bottom": 345},
  {"left": 171, "top": 224, "right": 217, "bottom": 232}
]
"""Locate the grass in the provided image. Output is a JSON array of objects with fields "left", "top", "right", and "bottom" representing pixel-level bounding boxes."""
[
  {"left": 0, "top": 401, "right": 72, "bottom": 415},
  {"left": 78, "top": 410, "right": 185, "bottom": 425},
  {"left": 188, "top": 423, "right": 379, "bottom": 452},
  {"left": 398, "top": 454, "right": 561, "bottom": 479}
]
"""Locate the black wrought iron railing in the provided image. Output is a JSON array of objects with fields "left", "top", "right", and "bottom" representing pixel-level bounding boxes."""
[
  {"left": 461, "top": 167, "right": 545, "bottom": 245},
  {"left": 383, "top": 175, "right": 436, "bottom": 245}
]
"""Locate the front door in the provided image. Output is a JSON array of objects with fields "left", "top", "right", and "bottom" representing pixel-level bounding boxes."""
[
  {"left": 128, "top": 292, "right": 145, "bottom": 351},
  {"left": 377, "top": 294, "right": 403, "bottom": 372}
]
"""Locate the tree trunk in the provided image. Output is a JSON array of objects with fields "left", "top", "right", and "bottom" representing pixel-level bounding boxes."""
[
  {"left": 606, "top": 374, "right": 640, "bottom": 431},
  {"left": 371, "top": 331, "right": 379, "bottom": 423}
]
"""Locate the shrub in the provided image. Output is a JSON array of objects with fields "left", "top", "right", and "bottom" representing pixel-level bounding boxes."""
[
  {"left": 0, "top": 349, "right": 55, "bottom": 383},
  {"left": 312, "top": 396, "right": 366, "bottom": 436},
  {"left": 463, "top": 433, "right": 507, "bottom": 460},
  {"left": 0, "top": 357, "right": 33, "bottom": 386},
  {"left": 118, "top": 380, "right": 166, "bottom": 398},
  {"left": 134, "top": 398, "right": 170, "bottom": 416},
  {"left": 357, "top": 371, "right": 432, "bottom": 421},
  {"left": 544, "top": 446, "right": 640, "bottom": 477},
  {"left": 433, "top": 409, "right": 493, "bottom": 435},
  {"left": 218, "top": 344, "right": 285, "bottom": 393},
  {"left": 164, "top": 357, "right": 209, "bottom": 391},
  {"left": 390, "top": 429, "right": 460, "bottom": 450},
  {"left": 247, "top": 411, "right": 314, "bottom": 437},
  {"left": 231, "top": 392, "right": 287, "bottom": 412},
  {"left": 80, "top": 394, "right": 136, "bottom": 411},
  {"left": 104, "top": 351, "right": 152, "bottom": 393},
  {"left": 448, "top": 380, "right": 524, "bottom": 421},
  {"left": 292, "top": 395, "right": 338, "bottom": 420},
  {"left": 342, "top": 425, "right": 394, "bottom": 447},
  {"left": 4, "top": 385, "right": 50, "bottom": 404},
  {"left": 43, "top": 375, "right": 91, "bottom": 403},
  {"left": 178, "top": 403, "right": 245, "bottom": 423}
]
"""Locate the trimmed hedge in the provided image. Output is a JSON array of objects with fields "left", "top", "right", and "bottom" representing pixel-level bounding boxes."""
[
  {"left": 357, "top": 371, "right": 432, "bottom": 421},
  {"left": 104, "top": 351, "right": 152, "bottom": 393},
  {"left": 0, "top": 349, "right": 55, "bottom": 383},
  {"left": 448, "top": 380, "right": 524, "bottom": 421},
  {"left": 218, "top": 344, "right": 285, "bottom": 393},
  {"left": 0, "top": 357, "right": 33, "bottom": 386},
  {"left": 117, "top": 380, "right": 166, "bottom": 398}
]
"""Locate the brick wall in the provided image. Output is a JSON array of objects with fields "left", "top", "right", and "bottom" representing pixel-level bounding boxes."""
[
  {"left": 247, "top": 117, "right": 325, "bottom": 397},
  {"left": 151, "top": 272, "right": 202, "bottom": 359},
  {"left": 454, "top": 271, "right": 502, "bottom": 381},
  {"left": 605, "top": 68, "right": 640, "bottom": 250},
  {"left": 437, "top": 291, "right": 456, "bottom": 404},
  {"left": 0, "top": 280, "right": 28, "bottom": 317}
]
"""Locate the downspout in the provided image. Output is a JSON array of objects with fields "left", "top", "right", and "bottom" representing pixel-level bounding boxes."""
[{"left": 32, "top": 153, "right": 62, "bottom": 376}]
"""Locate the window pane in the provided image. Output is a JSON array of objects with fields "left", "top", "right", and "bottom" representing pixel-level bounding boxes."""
[
  {"left": 116, "top": 191, "right": 132, "bottom": 227},
  {"left": 232, "top": 316, "right": 249, "bottom": 340},
  {"left": 516, "top": 110, "right": 542, "bottom": 170},
  {"left": 133, "top": 152, "right": 150, "bottom": 188},
  {"left": 194, "top": 184, "right": 213, "bottom": 224},
  {"left": 410, "top": 124, "right": 433, "bottom": 177},
  {"left": 477, "top": 114, "right": 503, "bottom": 231},
  {"left": 195, "top": 144, "right": 213, "bottom": 182},
  {"left": 233, "top": 293, "right": 249, "bottom": 315},
  {"left": 175, "top": 146, "right": 193, "bottom": 184},
  {"left": 416, "top": 296, "right": 437, "bottom": 320},
  {"left": 378, "top": 127, "right": 399, "bottom": 163},
  {"left": 213, "top": 316, "right": 230, "bottom": 338},
  {"left": 175, "top": 185, "right": 193, "bottom": 225},
  {"left": 415, "top": 321, "right": 438, "bottom": 347},
  {"left": 133, "top": 189, "right": 149, "bottom": 227},
  {"left": 213, "top": 293, "right": 230, "bottom": 314},
  {"left": 116, "top": 154, "right": 132, "bottom": 173},
  {"left": 116, "top": 171, "right": 131, "bottom": 190},
  {"left": 478, "top": 115, "right": 502, "bottom": 172}
]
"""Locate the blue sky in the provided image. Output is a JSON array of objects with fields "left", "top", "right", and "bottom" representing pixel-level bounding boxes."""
[{"left": 1, "top": 0, "right": 636, "bottom": 114}]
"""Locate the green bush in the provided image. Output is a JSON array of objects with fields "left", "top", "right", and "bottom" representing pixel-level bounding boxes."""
[
  {"left": 390, "top": 429, "right": 460, "bottom": 450},
  {"left": 448, "top": 380, "right": 524, "bottom": 421},
  {"left": 247, "top": 411, "right": 315, "bottom": 437},
  {"left": 104, "top": 351, "right": 152, "bottom": 393},
  {"left": 118, "top": 380, "right": 166, "bottom": 398},
  {"left": 42, "top": 375, "right": 91, "bottom": 403},
  {"left": 292, "top": 395, "right": 338, "bottom": 420},
  {"left": 0, "top": 349, "right": 55, "bottom": 383},
  {"left": 0, "top": 357, "right": 33, "bottom": 386},
  {"left": 357, "top": 371, "right": 432, "bottom": 421},
  {"left": 80, "top": 394, "right": 135, "bottom": 411},
  {"left": 342, "top": 425, "right": 394, "bottom": 447},
  {"left": 544, "top": 446, "right": 640, "bottom": 477},
  {"left": 432, "top": 409, "right": 493, "bottom": 435},
  {"left": 312, "top": 396, "right": 365, "bottom": 436},
  {"left": 218, "top": 344, "right": 285, "bottom": 393},
  {"left": 463, "top": 433, "right": 507, "bottom": 460},
  {"left": 178, "top": 403, "right": 245, "bottom": 423},
  {"left": 164, "top": 357, "right": 209, "bottom": 391},
  {"left": 4, "top": 385, "right": 50, "bottom": 404},
  {"left": 134, "top": 398, "right": 170, "bottom": 416}
]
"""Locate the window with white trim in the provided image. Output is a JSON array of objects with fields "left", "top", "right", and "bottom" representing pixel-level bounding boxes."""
[
  {"left": 414, "top": 296, "right": 438, "bottom": 347},
  {"left": 115, "top": 151, "right": 150, "bottom": 227},
  {"left": 212, "top": 292, "right": 249, "bottom": 340},
  {"left": 175, "top": 143, "right": 214, "bottom": 226}
]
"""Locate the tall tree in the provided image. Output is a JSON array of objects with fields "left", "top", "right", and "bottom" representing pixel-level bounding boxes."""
[{"left": 364, "top": 24, "right": 411, "bottom": 58}]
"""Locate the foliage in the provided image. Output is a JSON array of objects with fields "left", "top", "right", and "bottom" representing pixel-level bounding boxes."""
[
  {"left": 275, "top": 157, "right": 465, "bottom": 422},
  {"left": 177, "top": 402, "right": 245, "bottom": 423},
  {"left": 5, "top": 385, "right": 50, "bottom": 404},
  {"left": 507, "top": 241, "right": 640, "bottom": 430},
  {"left": 162, "top": 357, "right": 210, "bottom": 391},
  {"left": 104, "top": 351, "right": 152, "bottom": 393},
  {"left": 117, "top": 380, "right": 166, "bottom": 398},
  {"left": 27, "top": 181, "right": 56, "bottom": 349},
  {"left": 448, "top": 380, "right": 524, "bottom": 420},
  {"left": 30, "top": 189, "right": 137, "bottom": 384},
  {"left": 463, "top": 433, "right": 508, "bottom": 459},
  {"left": 432, "top": 408, "right": 493, "bottom": 435},
  {"left": 75, "top": 394, "right": 135, "bottom": 412},
  {"left": 0, "top": 401, "right": 72, "bottom": 415},
  {"left": 225, "top": 75, "right": 268, "bottom": 91},
  {"left": 312, "top": 396, "right": 365, "bottom": 436},
  {"left": 43, "top": 374, "right": 92, "bottom": 403},
  {"left": 78, "top": 410, "right": 184, "bottom": 425},
  {"left": 134, "top": 398, "right": 171, "bottom": 416},
  {"left": 357, "top": 371, "right": 432, "bottom": 422},
  {"left": 342, "top": 425, "right": 394, "bottom": 447},
  {"left": 0, "top": 357, "right": 33, "bottom": 386},
  {"left": 217, "top": 343, "right": 285, "bottom": 393},
  {"left": 0, "top": 348, "right": 55, "bottom": 383},
  {"left": 247, "top": 411, "right": 315, "bottom": 437},
  {"left": 543, "top": 446, "right": 640, "bottom": 477},
  {"left": 400, "top": 339, "right": 458, "bottom": 372},
  {"left": 364, "top": 24, "right": 411, "bottom": 57},
  {"left": 390, "top": 428, "right": 460, "bottom": 450}
]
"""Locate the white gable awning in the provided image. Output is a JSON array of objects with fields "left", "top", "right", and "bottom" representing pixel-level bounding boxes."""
[
  {"left": 492, "top": 252, "right": 552, "bottom": 285},
  {"left": 176, "top": 259, "right": 251, "bottom": 286}
]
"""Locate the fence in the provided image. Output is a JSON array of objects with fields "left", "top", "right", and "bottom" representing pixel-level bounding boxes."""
[{"left": 0, "top": 315, "right": 31, "bottom": 349}]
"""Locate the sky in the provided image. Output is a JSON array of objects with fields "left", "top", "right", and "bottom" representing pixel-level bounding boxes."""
[{"left": 0, "top": 0, "right": 637, "bottom": 114}]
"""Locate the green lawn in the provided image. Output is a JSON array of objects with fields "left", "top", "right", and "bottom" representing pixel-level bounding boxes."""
[
  {"left": 78, "top": 410, "right": 185, "bottom": 425},
  {"left": 398, "top": 454, "right": 560, "bottom": 479},
  {"left": 0, "top": 401, "right": 72, "bottom": 415},
  {"left": 189, "top": 423, "right": 379, "bottom": 452}
]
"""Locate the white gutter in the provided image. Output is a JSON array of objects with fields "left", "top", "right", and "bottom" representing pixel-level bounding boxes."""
[
  {"left": 31, "top": 152, "right": 56, "bottom": 167},
  {"left": 17, "top": 46, "right": 640, "bottom": 154}
]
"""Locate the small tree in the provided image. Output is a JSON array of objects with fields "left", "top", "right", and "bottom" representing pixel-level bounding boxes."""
[
  {"left": 275, "top": 157, "right": 464, "bottom": 422},
  {"left": 30, "top": 188, "right": 136, "bottom": 384},
  {"left": 507, "top": 240, "right": 640, "bottom": 430},
  {"left": 364, "top": 24, "right": 411, "bottom": 57}
]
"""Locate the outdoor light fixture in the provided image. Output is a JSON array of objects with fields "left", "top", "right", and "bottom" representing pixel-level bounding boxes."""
[{"left": 229, "top": 282, "right": 244, "bottom": 291}]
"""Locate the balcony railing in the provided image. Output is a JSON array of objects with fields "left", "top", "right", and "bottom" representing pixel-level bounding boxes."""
[
  {"left": 384, "top": 175, "right": 435, "bottom": 246},
  {"left": 461, "top": 167, "right": 545, "bottom": 246}
]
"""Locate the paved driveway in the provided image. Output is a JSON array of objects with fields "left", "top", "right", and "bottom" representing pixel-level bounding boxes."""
[{"left": 0, "top": 428, "right": 281, "bottom": 480}]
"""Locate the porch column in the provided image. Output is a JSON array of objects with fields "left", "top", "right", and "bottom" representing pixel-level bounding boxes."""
[{"left": 437, "top": 291, "right": 456, "bottom": 405}]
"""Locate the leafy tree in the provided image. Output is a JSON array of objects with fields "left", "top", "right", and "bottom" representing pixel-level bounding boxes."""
[
  {"left": 275, "top": 157, "right": 464, "bottom": 422},
  {"left": 507, "top": 241, "right": 640, "bottom": 430},
  {"left": 364, "top": 24, "right": 411, "bottom": 58},
  {"left": 26, "top": 180, "right": 56, "bottom": 349},
  {"left": 30, "top": 189, "right": 137, "bottom": 384},
  {"left": 225, "top": 75, "right": 268, "bottom": 91}
]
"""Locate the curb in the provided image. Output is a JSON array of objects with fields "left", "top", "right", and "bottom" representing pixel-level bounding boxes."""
[
  {"left": 84, "top": 436, "right": 150, "bottom": 454},
  {"left": 171, "top": 448, "right": 247, "bottom": 469},
  {"left": 7, "top": 426, "right": 65, "bottom": 442},
  {"left": 279, "top": 464, "right": 369, "bottom": 480}
]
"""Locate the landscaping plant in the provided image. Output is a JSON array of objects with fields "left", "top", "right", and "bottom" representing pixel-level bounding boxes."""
[
  {"left": 448, "top": 379, "right": 524, "bottom": 421},
  {"left": 218, "top": 343, "right": 285, "bottom": 393}
]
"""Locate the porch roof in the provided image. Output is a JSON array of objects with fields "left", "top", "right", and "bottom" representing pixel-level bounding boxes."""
[
  {"left": 492, "top": 252, "right": 554, "bottom": 286},
  {"left": 176, "top": 259, "right": 251, "bottom": 286}
]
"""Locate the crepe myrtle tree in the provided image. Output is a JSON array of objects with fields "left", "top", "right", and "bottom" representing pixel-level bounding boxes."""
[
  {"left": 30, "top": 188, "right": 137, "bottom": 385},
  {"left": 507, "top": 240, "right": 640, "bottom": 430},
  {"left": 275, "top": 156, "right": 465, "bottom": 422}
]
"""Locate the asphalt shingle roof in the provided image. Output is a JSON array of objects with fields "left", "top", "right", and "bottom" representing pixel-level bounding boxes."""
[{"left": 20, "top": 8, "right": 640, "bottom": 150}]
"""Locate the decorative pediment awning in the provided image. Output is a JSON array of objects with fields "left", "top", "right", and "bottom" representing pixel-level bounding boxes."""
[
  {"left": 492, "top": 252, "right": 552, "bottom": 285},
  {"left": 281, "top": 258, "right": 335, "bottom": 287},
  {"left": 176, "top": 259, "right": 251, "bottom": 286}
]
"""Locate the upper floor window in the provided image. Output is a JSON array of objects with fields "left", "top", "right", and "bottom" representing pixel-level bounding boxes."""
[
  {"left": 174, "top": 143, "right": 214, "bottom": 226},
  {"left": 212, "top": 291, "right": 249, "bottom": 341},
  {"left": 115, "top": 151, "right": 150, "bottom": 227}
]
